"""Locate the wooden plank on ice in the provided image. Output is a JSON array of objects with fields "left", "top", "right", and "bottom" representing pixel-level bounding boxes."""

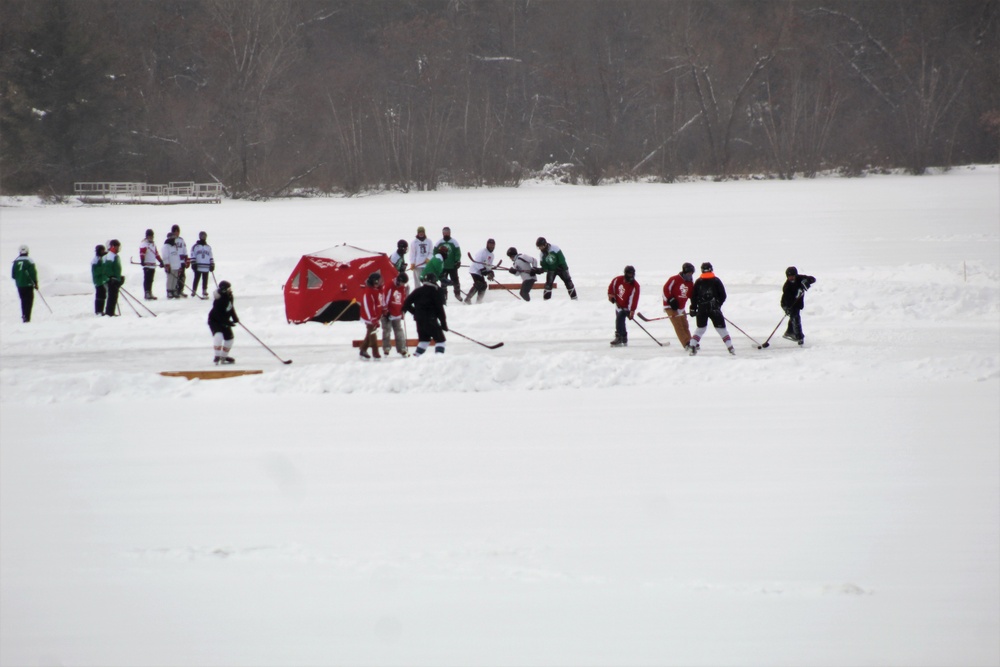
[{"left": 160, "top": 370, "right": 263, "bottom": 380}]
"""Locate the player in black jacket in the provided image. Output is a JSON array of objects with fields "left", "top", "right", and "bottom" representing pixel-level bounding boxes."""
[
  {"left": 688, "top": 262, "right": 735, "bottom": 356},
  {"left": 781, "top": 267, "right": 817, "bottom": 345},
  {"left": 208, "top": 280, "right": 239, "bottom": 364},
  {"left": 403, "top": 274, "right": 448, "bottom": 356}
]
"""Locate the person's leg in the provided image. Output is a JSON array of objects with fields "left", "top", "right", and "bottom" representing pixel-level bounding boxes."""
[
  {"left": 95, "top": 285, "right": 107, "bottom": 315},
  {"left": 559, "top": 270, "right": 577, "bottom": 299},
  {"left": 520, "top": 278, "right": 535, "bottom": 300}
]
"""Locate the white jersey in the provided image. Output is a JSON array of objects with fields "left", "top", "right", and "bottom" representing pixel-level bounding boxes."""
[
  {"left": 409, "top": 236, "right": 433, "bottom": 268},
  {"left": 469, "top": 248, "right": 496, "bottom": 276},
  {"left": 190, "top": 242, "right": 214, "bottom": 271},
  {"left": 138, "top": 239, "right": 161, "bottom": 267},
  {"left": 174, "top": 236, "right": 189, "bottom": 263},
  {"left": 510, "top": 253, "right": 538, "bottom": 281},
  {"left": 162, "top": 240, "right": 182, "bottom": 270}
]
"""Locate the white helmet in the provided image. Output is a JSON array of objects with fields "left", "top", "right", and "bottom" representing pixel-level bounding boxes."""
[{"left": 18, "top": 244, "right": 29, "bottom": 255}]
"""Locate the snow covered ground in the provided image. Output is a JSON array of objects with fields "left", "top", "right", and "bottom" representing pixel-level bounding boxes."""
[{"left": 2, "top": 167, "right": 998, "bottom": 666}]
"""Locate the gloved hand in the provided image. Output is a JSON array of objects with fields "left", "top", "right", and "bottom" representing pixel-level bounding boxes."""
[
  {"left": 783, "top": 307, "right": 792, "bottom": 316},
  {"left": 485, "top": 271, "right": 495, "bottom": 281},
  {"left": 232, "top": 316, "right": 239, "bottom": 324},
  {"left": 441, "top": 321, "right": 449, "bottom": 332},
  {"left": 508, "top": 267, "right": 516, "bottom": 274},
  {"left": 628, "top": 311, "right": 634, "bottom": 320},
  {"left": 531, "top": 267, "right": 544, "bottom": 276},
  {"left": 158, "top": 262, "right": 164, "bottom": 268},
  {"left": 608, "top": 295, "right": 615, "bottom": 303},
  {"left": 120, "top": 276, "right": 125, "bottom": 285},
  {"left": 689, "top": 308, "right": 697, "bottom": 318},
  {"left": 209, "top": 262, "right": 215, "bottom": 272},
  {"left": 667, "top": 297, "right": 679, "bottom": 310}
]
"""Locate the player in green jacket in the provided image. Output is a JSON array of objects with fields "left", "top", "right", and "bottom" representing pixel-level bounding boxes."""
[
  {"left": 421, "top": 244, "right": 452, "bottom": 303},
  {"left": 11, "top": 244, "right": 38, "bottom": 322},
  {"left": 535, "top": 237, "right": 578, "bottom": 300},
  {"left": 91, "top": 244, "right": 109, "bottom": 315},
  {"left": 434, "top": 226, "right": 462, "bottom": 301},
  {"left": 102, "top": 239, "right": 125, "bottom": 317}
]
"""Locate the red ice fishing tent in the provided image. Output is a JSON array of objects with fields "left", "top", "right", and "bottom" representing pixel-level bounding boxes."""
[{"left": 283, "top": 244, "right": 398, "bottom": 324}]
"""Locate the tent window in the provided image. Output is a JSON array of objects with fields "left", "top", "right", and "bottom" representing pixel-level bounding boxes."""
[
  {"left": 291, "top": 273, "right": 300, "bottom": 289},
  {"left": 307, "top": 270, "right": 323, "bottom": 289}
]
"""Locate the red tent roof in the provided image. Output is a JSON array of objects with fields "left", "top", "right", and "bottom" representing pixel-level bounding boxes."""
[{"left": 283, "top": 245, "right": 397, "bottom": 324}]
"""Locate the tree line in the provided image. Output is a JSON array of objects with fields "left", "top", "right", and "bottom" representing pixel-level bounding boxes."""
[{"left": 2, "top": 0, "right": 997, "bottom": 198}]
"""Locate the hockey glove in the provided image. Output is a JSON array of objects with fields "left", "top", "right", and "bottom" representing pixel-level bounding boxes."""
[
  {"left": 210, "top": 262, "right": 215, "bottom": 272},
  {"left": 783, "top": 307, "right": 792, "bottom": 316},
  {"left": 608, "top": 295, "right": 615, "bottom": 303},
  {"left": 441, "top": 321, "right": 449, "bottom": 332},
  {"left": 485, "top": 271, "right": 495, "bottom": 281},
  {"left": 667, "top": 297, "right": 679, "bottom": 310},
  {"left": 508, "top": 267, "right": 516, "bottom": 274}
]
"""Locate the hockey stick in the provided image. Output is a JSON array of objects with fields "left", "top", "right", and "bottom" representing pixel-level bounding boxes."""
[
  {"left": 33, "top": 284, "right": 53, "bottom": 314},
  {"left": 120, "top": 286, "right": 158, "bottom": 316},
  {"left": 761, "top": 314, "right": 787, "bottom": 348},
  {"left": 724, "top": 317, "right": 763, "bottom": 349},
  {"left": 118, "top": 286, "right": 142, "bottom": 317},
  {"left": 448, "top": 328, "right": 504, "bottom": 349},
  {"left": 488, "top": 275, "right": 522, "bottom": 300},
  {"left": 632, "top": 318, "right": 668, "bottom": 346},
  {"left": 211, "top": 271, "right": 219, "bottom": 287},
  {"left": 239, "top": 322, "right": 292, "bottom": 364},
  {"left": 637, "top": 311, "right": 686, "bottom": 322},
  {"left": 323, "top": 299, "right": 357, "bottom": 326}
]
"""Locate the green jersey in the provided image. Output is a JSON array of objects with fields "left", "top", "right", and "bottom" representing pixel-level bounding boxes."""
[
  {"left": 11, "top": 255, "right": 37, "bottom": 288},
  {"left": 540, "top": 244, "right": 569, "bottom": 272},
  {"left": 421, "top": 254, "right": 445, "bottom": 281},
  {"left": 435, "top": 238, "right": 461, "bottom": 270}
]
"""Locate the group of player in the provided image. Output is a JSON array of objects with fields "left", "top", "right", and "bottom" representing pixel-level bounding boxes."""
[
  {"left": 133, "top": 225, "right": 216, "bottom": 302},
  {"left": 609, "top": 261, "right": 817, "bottom": 355}
]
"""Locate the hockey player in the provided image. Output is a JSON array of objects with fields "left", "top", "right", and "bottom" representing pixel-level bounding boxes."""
[
  {"left": 421, "top": 244, "right": 451, "bottom": 303},
  {"left": 358, "top": 272, "right": 384, "bottom": 360},
  {"left": 190, "top": 231, "right": 215, "bottom": 298},
  {"left": 161, "top": 231, "right": 182, "bottom": 298},
  {"left": 435, "top": 227, "right": 462, "bottom": 300},
  {"left": 171, "top": 224, "right": 189, "bottom": 297},
  {"left": 506, "top": 247, "right": 539, "bottom": 300},
  {"left": 92, "top": 244, "right": 108, "bottom": 315},
  {"left": 138, "top": 229, "right": 162, "bottom": 300},
  {"left": 403, "top": 273, "right": 448, "bottom": 355},
  {"left": 662, "top": 262, "right": 695, "bottom": 349},
  {"left": 408, "top": 226, "right": 433, "bottom": 288},
  {"left": 536, "top": 237, "right": 578, "bottom": 300},
  {"left": 389, "top": 240, "right": 408, "bottom": 273},
  {"left": 381, "top": 272, "right": 410, "bottom": 357},
  {"left": 208, "top": 280, "right": 239, "bottom": 364},
  {"left": 10, "top": 245, "right": 37, "bottom": 323},
  {"left": 781, "top": 266, "right": 817, "bottom": 345},
  {"left": 102, "top": 240, "right": 125, "bottom": 317},
  {"left": 608, "top": 265, "right": 640, "bottom": 346},
  {"left": 466, "top": 239, "right": 497, "bottom": 304},
  {"left": 688, "top": 262, "right": 735, "bottom": 356}
]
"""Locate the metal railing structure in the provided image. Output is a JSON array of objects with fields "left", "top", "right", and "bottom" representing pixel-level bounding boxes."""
[{"left": 74, "top": 181, "right": 223, "bottom": 204}]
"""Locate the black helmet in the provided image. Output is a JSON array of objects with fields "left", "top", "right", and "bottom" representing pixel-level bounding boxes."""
[
  {"left": 701, "top": 262, "right": 713, "bottom": 273},
  {"left": 535, "top": 236, "right": 547, "bottom": 248},
  {"left": 95, "top": 244, "right": 106, "bottom": 255},
  {"left": 366, "top": 272, "right": 382, "bottom": 287},
  {"left": 219, "top": 280, "right": 232, "bottom": 293},
  {"left": 506, "top": 247, "right": 518, "bottom": 258},
  {"left": 396, "top": 272, "right": 409, "bottom": 284},
  {"left": 624, "top": 265, "right": 636, "bottom": 275},
  {"left": 682, "top": 262, "right": 695, "bottom": 274},
  {"left": 786, "top": 266, "right": 798, "bottom": 277},
  {"left": 397, "top": 239, "right": 408, "bottom": 250},
  {"left": 423, "top": 273, "right": 439, "bottom": 284}
]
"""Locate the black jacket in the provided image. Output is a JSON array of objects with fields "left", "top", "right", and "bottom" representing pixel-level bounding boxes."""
[
  {"left": 781, "top": 275, "right": 816, "bottom": 310},
  {"left": 208, "top": 290, "right": 239, "bottom": 330},
  {"left": 403, "top": 283, "right": 447, "bottom": 327},
  {"left": 690, "top": 273, "right": 727, "bottom": 314}
]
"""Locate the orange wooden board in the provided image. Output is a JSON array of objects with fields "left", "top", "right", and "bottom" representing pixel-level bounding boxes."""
[
  {"left": 160, "top": 370, "right": 263, "bottom": 380},
  {"left": 488, "top": 282, "right": 553, "bottom": 290}
]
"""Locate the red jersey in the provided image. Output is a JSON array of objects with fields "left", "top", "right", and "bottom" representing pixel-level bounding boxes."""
[
  {"left": 608, "top": 275, "right": 640, "bottom": 311},
  {"left": 662, "top": 273, "right": 693, "bottom": 309},
  {"left": 381, "top": 282, "right": 408, "bottom": 319},
  {"left": 360, "top": 285, "right": 384, "bottom": 323}
]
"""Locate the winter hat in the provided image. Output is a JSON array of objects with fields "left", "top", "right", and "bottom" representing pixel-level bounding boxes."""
[
  {"left": 700, "top": 262, "right": 713, "bottom": 273},
  {"left": 397, "top": 239, "right": 408, "bottom": 250},
  {"left": 18, "top": 244, "right": 29, "bottom": 255},
  {"left": 682, "top": 262, "right": 695, "bottom": 274},
  {"left": 219, "top": 280, "right": 232, "bottom": 293},
  {"left": 786, "top": 266, "right": 798, "bottom": 277},
  {"left": 416, "top": 226, "right": 426, "bottom": 235},
  {"left": 624, "top": 265, "right": 636, "bottom": 275}
]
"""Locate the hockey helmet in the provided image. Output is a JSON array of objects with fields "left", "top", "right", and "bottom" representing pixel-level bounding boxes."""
[
  {"left": 397, "top": 239, "right": 408, "bottom": 250},
  {"left": 218, "top": 280, "right": 232, "bottom": 293},
  {"left": 786, "top": 266, "right": 798, "bottom": 277},
  {"left": 700, "top": 262, "right": 713, "bottom": 273}
]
